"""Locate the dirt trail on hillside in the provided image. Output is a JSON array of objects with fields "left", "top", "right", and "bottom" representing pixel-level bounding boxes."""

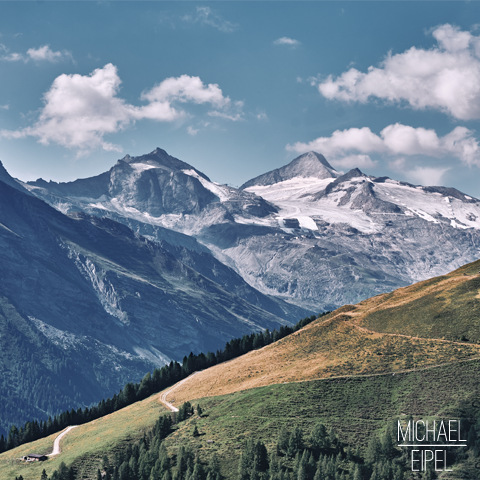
[
  {"left": 48, "top": 426, "right": 77, "bottom": 457},
  {"left": 349, "top": 322, "right": 480, "bottom": 348},
  {"left": 159, "top": 373, "right": 199, "bottom": 412}
]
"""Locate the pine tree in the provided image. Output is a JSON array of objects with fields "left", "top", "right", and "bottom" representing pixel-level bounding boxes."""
[
  {"left": 307, "top": 452, "right": 316, "bottom": 479},
  {"left": 277, "top": 425, "right": 290, "bottom": 454},
  {"left": 297, "top": 466, "right": 306, "bottom": 480},
  {"left": 365, "top": 436, "right": 381, "bottom": 465},
  {"left": 208, "top": 452, "right": 220, "bottom": 478},
  {"left": 392, "top": 464, "right": 403, "bottom": 480},
  {"left": 379, "top": 424, "right": 396, "bottom": 461},
  {"left": 313, "top": 465, "right": 323, "bottom": 480},
  {"left": 162, "top": 471, "right": 172, "bottom": 480},
  {"left": 287, "top": 426, "right": 303, "bottom": 458},
  {"left": 177, "top": 446, "right": 188, "bottom": 478},
  {"left": 191, "top": 461, "right": 205, "bottom": 480},
  {"left": 238, "top": 451, "right": 250, "bottom": 480},
  {"left": 252, "top": 441, "right": 269, "bottom": 472},
  {"left": 102, "top": 455, "right": 110, "bottom": 474},
  {"left": 193, "top": 425, "right": 200, "bottom": 437},
  {"left": 41, "top": 470, "right": 49, "bottom": 480},
  {"left": 197, "top": 404, "right": 203, "bottom": 417},
  {"left": 352, "top": 464, "right": 362, "bottom": 480},
  {"left": 310, "top": 423, "right": 327, "bottom": 454},
  {"left": 269, "top": 451, "right": 281, "bottom": 476}
]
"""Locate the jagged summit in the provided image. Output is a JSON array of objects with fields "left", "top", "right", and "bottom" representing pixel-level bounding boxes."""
[
  {"left": 118, "top": 147, "right": 211, "bottom": 181},
  {"left": 240, "top": 151, "right": 339, "bottom": 189}
]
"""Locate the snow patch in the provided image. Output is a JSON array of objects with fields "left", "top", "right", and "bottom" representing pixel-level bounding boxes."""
[
  {"left": 297, "top": 216, "right": 318, "bottom": 231},
  {"left": 130, "top": 163, "right": 157, "bottom": 172},
  {"left": 375, "top": 182, "right": 480, "bottom": 230},
  {"left": 182, "top": 169, "right": 232, "bottom": 201}
]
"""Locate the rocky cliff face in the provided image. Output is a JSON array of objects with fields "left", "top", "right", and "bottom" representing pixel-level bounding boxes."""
[{"left": 22, "top": 149, "right": 480, "bottom": 311}]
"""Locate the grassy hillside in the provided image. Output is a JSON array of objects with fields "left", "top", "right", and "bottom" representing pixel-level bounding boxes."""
[
  {"left": 0, "top": 394, "right": 167, "bottom": 480},
  {"left": 2, "top": 259, "right": 480, "bottom": 479},
  {"left": 163, "top": 359, "right": 480, "bottom": 479},
  {"left": 2, "top": 359, "right": 479, "bottom": 480},
  {"left": 352, "top": 259, "right": 480, "bottom": 342},
  {"left": 164, "top": 262, "right": 480, "bottom": 404}
]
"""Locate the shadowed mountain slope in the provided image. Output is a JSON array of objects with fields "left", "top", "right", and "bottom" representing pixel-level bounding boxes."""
[{"left": 0, "top": 179, "right": 296, "bottom": 436}]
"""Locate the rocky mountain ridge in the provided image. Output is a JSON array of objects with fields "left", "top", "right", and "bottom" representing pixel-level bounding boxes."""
[{"left": 20, "top": 148, "right": 480, "bottom": 311}]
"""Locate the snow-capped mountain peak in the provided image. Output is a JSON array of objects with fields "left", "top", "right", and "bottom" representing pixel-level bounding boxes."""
[
  {"left": 15, "top": 147, "right": 480, "bottom": 312},
  {"left": 118, "top": 147, "right": 211, "bottom": 181},
  {"left": 240, "top": 151, "right": 340, "bottom": 189}
]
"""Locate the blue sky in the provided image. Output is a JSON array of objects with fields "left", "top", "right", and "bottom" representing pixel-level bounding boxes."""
[{"left": 1, "top": 2, "right": 480, "bottom": 197}]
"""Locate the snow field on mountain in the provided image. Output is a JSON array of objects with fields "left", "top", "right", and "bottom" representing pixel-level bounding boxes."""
[
  {"left": 182, "top": 168, "right": 233, "bottom": 201},
  {"left": 374, "top": 181, "right": 480, "bottom": 229},
  {"left": 246, "top": 176, "right": 381, "bottom": 234},
  {"left": 246, "top": 175, "right": 480, "bottom": 234}
]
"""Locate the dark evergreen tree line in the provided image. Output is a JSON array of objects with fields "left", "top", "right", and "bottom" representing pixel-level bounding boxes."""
[
  {"left": 35, "top": 409, "right": 480, "bottom": 480},
  {"left": 233, "top": 422, "right": 407, "bottom": 480},
  {"left": 0, "top": 312, "right": 328, "bottom": 455}
]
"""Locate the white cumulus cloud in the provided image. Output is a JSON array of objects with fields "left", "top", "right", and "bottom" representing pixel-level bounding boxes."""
[
  {"left": 1, "top": 52, "right": 24, "bottom": 62},
  {"left": 1, "top": 44, "right": 71, "bottom": 63},
  {"left": 0, "top": 64, "right": 236, "bottom": 154},
  {"left": 141, "top": 74, "right": 230, "bottom": 109},
  {"left": 286, "top": 123, "right": 480, "bottom": 167},
  {"left": 208, "top": 100, "right": 244, "bottom": 121},
  {"left": 274, "top": 37, "right": 301, "bottom": 47},
  {"left": 27, "top": 45, "right": 70, "bottom": 62},
  {"left": 389, "top": 157, "right": 450, "bottom": 185},
  {"left": 317, "top": 24, "right": 480, "bottom": 120}
]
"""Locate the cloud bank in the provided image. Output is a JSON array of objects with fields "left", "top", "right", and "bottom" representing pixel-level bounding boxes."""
[
  {"left": 287, "top": 123, "right": 480, "bottom": 167},
  {"left": 317, "top": 24, "right": 480, "bottom": 120}
]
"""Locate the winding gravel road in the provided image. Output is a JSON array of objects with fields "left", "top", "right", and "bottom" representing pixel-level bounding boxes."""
[
  {"left": 48, "top": 426, "right": 78, "bottom": 457},
  {"left": 159, "top": 372, "right": 199, "bottom": 412}
]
